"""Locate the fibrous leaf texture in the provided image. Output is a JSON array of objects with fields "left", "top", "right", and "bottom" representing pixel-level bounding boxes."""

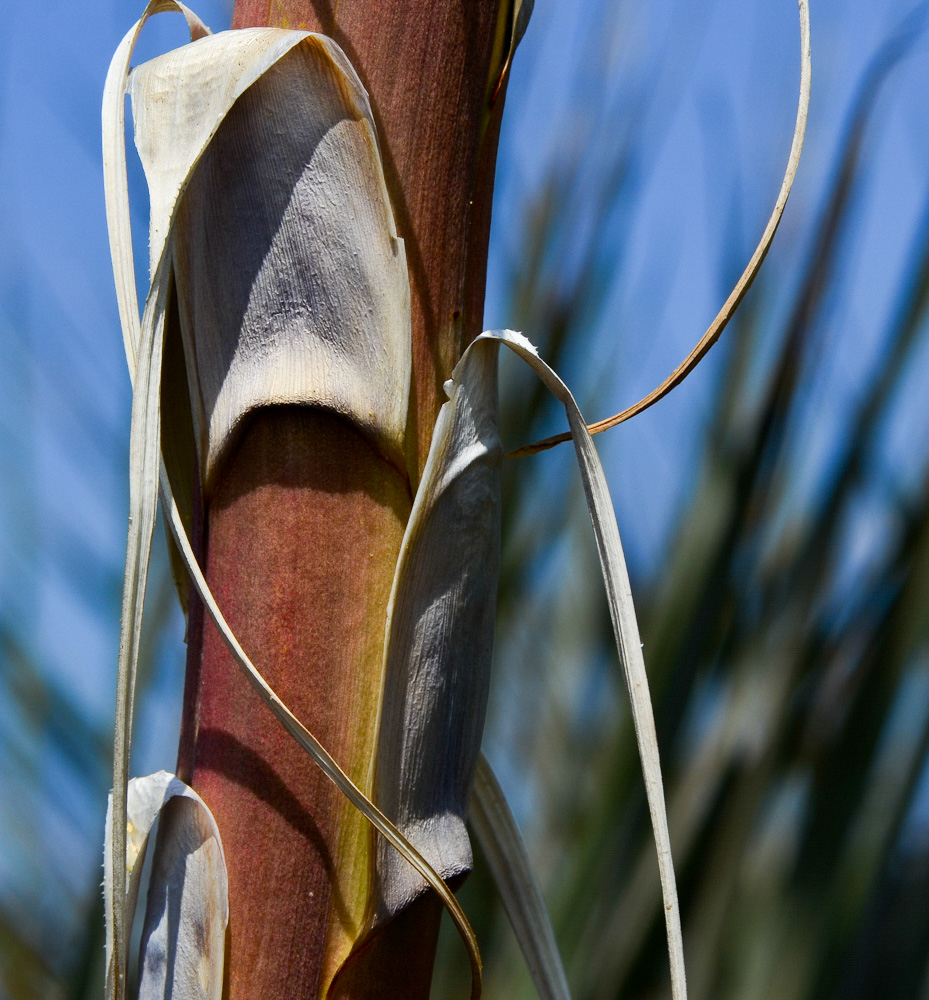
[
  {"left": 104, "top": 772, "right": 227, "bottom": 1000},
  {"left": 130, "top": 27, "right": 412, "bottom": 486}
]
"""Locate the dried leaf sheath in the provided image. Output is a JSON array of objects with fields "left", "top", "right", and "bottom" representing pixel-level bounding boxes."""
[
  {"left": 138, "top": 790, "right": 228, "bottom": 1000},
  {"left": 104, "top": 772, "right": 228, "bottom": 1000},
  {"left": 374, "top": 342, "right": 502, "bottom": 921},
  {"left": 131, "top": 31, "right": 412, "bottom": 486}
]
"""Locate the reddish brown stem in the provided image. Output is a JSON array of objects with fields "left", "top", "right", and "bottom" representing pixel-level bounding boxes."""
[
  {"left": 183, "top": 410, "right": 411, "bottom": 998},
  {"left": 178, "top": 1, "right": 509, "bottom": 996}
]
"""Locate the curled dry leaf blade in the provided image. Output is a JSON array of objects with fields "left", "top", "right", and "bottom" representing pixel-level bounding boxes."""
[
  {"left": 102, "top": 1, "right": 210, "bottom": 373},
  {"left": 474, "top": 330, "right": 687, "bottom": 1000},
  {"left": 510, "top": 0, "right": 811, "bottom": 458},
  {"left": 102, "top": 7, "right": 210, "bottom": 997}
]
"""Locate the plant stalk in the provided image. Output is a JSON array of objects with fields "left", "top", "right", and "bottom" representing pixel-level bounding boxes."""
[{"left": 176, "top": 1, "right": 510, "bottom": 996}]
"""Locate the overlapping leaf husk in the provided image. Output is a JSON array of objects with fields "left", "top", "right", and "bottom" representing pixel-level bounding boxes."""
[{"left": 104, "top": 772, "right": 227, "bottom": 1000}]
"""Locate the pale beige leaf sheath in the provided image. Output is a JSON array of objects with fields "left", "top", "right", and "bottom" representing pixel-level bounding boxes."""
[
  {"left": 104, "top": 772, "right": 227, "bottom": 1000},
  {"left": 373, "top": 340, "right": 502, "bottom": 921},
  {"left": 129, "top": 27, "right": 411, "bottom": 487},
  {"left": 138, "top": 783, "right": 229, "bottom": 1000}
]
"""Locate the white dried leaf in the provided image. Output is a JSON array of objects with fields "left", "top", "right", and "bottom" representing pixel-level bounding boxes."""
[
  {"left": 374, "top": 339, "right": 502, "bottom": 920},
  {"left": 103, "top": 8, "right": 211, "bottom": 996},
  {"left": 104, "top": 772, "right": 227, "bottom": 1000},
  {"left": 130, "top": 30, "right": 411, "bottom": 485},
  {"left": 138, "top": 790, "right": 228, "bottom": 1000}
]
